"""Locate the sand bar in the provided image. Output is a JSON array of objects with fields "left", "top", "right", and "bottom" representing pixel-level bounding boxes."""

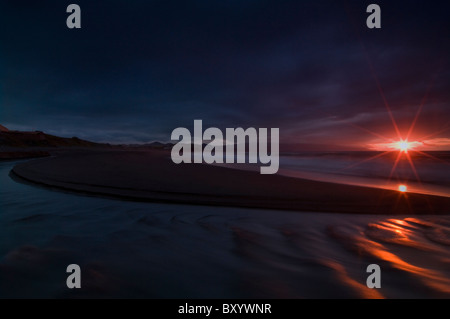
[{"left": 11, "top": 150, "right": 450, "bottom": 214}]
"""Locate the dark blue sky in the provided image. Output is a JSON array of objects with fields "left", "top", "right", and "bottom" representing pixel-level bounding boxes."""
[{"left": 1, "top": 0, "right": 449, "bottom": 149}]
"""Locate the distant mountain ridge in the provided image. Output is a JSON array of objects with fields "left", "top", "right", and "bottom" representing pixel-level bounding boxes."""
[
  {"left": 0, "top": 125, "right": 175, "bottom": 150},
  {"left": 0, "top": 126, "right": 105, "bottom": 148}
]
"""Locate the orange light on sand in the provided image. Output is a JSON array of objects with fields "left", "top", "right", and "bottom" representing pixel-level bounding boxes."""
[{"left": 398, "top": 185, "right": 408, "bottom": 192}]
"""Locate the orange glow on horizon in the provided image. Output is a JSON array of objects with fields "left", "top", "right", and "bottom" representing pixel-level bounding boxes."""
[{"left": 370, "top": 139, "right": 423, "bottom": 152}]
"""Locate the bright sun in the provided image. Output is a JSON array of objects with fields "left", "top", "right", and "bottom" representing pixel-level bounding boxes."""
[{"left": 397, "top": 140, "right": 411, "bottom": 152}]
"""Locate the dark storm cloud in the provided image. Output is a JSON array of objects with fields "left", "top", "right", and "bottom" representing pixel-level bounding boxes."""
[{"left": 1, "top": 0, "right": 449, "bottom": 146}]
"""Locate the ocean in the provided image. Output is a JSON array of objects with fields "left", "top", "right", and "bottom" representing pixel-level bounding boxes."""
[{"left": 278, "top": 151, "right": 450, "bottom": 197}]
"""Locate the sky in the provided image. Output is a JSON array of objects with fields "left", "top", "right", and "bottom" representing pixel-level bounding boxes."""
[{"left": 1, "top": 0, "right": 449, "bottom": 149}]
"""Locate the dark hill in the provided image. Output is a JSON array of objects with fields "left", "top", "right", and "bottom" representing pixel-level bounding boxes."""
[{"left": 0, "top": 130, "right": 106, "bottom": 148}]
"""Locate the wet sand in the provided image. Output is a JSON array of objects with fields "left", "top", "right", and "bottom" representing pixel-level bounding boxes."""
[
  {"left": 3, "top": 158, "right": 450, "bottom": 298},
  {"left": 11, "top": 150, "right": 450, "bottom": 214}
]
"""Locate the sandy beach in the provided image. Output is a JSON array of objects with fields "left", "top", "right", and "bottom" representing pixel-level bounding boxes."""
[{"left": 11, "top": 150, "right": 450, "bottom": 214}]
